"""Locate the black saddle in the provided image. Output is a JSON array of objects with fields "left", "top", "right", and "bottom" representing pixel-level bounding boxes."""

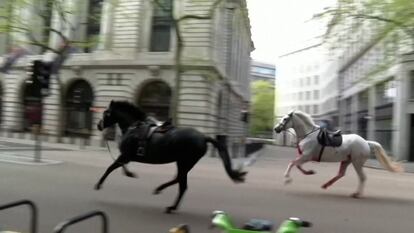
[
  {"left": 130, "top": 118, "right": 175, "bottom": 156},
  {"left": 243, "top": 219, "right": 273, "bottom": 231},
  {"left": 154, "top": 118, "right": 175, "bottom": 133},
  {"left": 317, "top": 128, "right": 343, "bottom": 147}
]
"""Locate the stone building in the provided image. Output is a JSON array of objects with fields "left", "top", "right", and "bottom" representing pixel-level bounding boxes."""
[
  {"left": 0, "top": 0, "right": 253, "bottom": 156},
  {"left": 250, "top": 60, "right": 275, "bottom": 84},
  {"left": 331, "top": 16, "right": 414, "bottom": 161}
]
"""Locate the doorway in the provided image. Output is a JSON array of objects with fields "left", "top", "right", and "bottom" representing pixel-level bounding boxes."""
[{"left": 410, "top": 115, "right": 414, "bottom": 161}]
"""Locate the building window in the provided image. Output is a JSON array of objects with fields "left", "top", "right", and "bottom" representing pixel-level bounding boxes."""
[
  {"left": 251, "top": 66, "right": 276, "bottom": 76},
  {"left": 376, "top": 79, "right": 396, "bottom": 106},
  {"left": 410, "top": 71, "right": 414, "bottom": 100},
  {"left": 0, "top": 82, "right": 2, "bottom": 124},
  {"left": 150, "top": 0, "right": 173, "bottom": 52},
  {"left": 41, "top": 0, "right": 53, "bottom": 52},
  {"left": 313, "top": 90, "right": 319, "bottom": 100},
  {"left": 65, "top": 80, "right": 94, "bottom": 136},
  {"left": 0, "top": 1, "right": 14, "bottom": 54},
  {"left": 314, "top": 75, "right": 319, "bottom": 85},
  {"left": 138, "top": 81, "right": 172, "bottom": 121},
  {"left": 22, "top": 80, "right": 42, "bottom": 132},
  {"left": 305, "top": 105, "right": 310, "bottom": 113},
  {"left": 85, "top": 0, "right": 104, "bottom": 53},
  {"left": 358, "top": 90, "right": 369, "bottom": 110},
  {"left": 313, "top": 105, "right": 318, "bottom": 114}
]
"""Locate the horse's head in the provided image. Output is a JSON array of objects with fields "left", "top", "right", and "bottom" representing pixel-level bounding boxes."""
[
  {"left": 97, "top": 101, "right": 117, "bottom": 131},
  {"left": 274, "top": 111, "right": 295, "bottom": 133},
  {"left": 97, "top": 100, "right": 147, "bottom": 131}
]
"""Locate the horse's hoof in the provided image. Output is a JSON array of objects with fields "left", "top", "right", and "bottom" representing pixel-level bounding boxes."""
[
  {"left": 165, "top": 206, "right": 176, "bottom": 214},
  {"left": 308, "top": 170, "right": 316, "bottom": 175},
  {"left": 94, "top": 184, "right": 101, "bottom": 190},
  {"left": 351, "top": 193, "right": 361, "bottom": 198},
  {"left": 284, "top": 178, "right": 292, "bottom": 185},
  {"left": 125, "top": 172, "right": 137, "bottom": 178},
  {"left": 321, "top": 184, "right": 329, "bottom": 189},
  {"left": 153, "top": 189, "right": 161, "bottom": 195}
]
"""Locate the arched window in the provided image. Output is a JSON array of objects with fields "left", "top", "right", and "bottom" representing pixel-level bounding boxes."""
[
  {"left": 65, "top": 80, "right": 94, "bottom": 136},
  {"left": 22, "top": 80, "right": 42, "bottom": 131},
  {"left": 137, "top": 81, "right": 171, "bottom": 121}
]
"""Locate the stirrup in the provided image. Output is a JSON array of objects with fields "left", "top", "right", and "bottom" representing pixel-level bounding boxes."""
[{"left": 137, "top": 147, "right": 145, "bottom": 156}]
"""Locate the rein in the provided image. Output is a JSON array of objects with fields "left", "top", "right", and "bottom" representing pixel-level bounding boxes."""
[
  {"left": 295, "top": 126, "right": 320, "bottom": 157},
  {"left": 105, "top": 140, "right": 116, "bottom": 161}
]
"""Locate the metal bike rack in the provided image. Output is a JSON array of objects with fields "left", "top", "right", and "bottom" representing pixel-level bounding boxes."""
[
  {"left": 53, "top": 210, "right": 109, "bottom": 233},
  {"left": 0, "top": 200, "right": 38, "bottom": 233}
]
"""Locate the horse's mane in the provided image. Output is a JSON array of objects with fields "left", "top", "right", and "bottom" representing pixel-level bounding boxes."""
[
  {"left": 111, "top": 101, "right": 147, "bottom": 120},
  {"left": 294, "top": 110, "right": 317, "bottom": 126}
]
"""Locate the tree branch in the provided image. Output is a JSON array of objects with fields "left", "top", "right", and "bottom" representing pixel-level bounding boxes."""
[
  {"left": 49, "top": 27, "right": 69, "bottom": 45},
  {"left": 350, "top": 13, "right": 414, "bottom": 43},
  {"left": 26, "top": 31, "right": 59, "bottom": 53},
  {"left": 54, "top": 0, "right": 76, "bottom": 37}
]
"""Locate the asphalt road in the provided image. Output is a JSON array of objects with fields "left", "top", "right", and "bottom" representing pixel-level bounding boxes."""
[{"left": 0, "top": 141, "right": 413, "bottom": 233}]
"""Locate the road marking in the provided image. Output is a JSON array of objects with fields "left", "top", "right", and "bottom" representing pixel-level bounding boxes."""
[{"left": 0, "top": 153, "right": 62, "bottom": 165}]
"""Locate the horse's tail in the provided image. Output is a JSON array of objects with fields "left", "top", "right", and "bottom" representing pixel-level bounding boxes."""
[
  {"left": 206, "top": 137, "right": 247, "bottom": 183},
  {"left": 367, "top": 141, "right": 404, "bottom": 172}
]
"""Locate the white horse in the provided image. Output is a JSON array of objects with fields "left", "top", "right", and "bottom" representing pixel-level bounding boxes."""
[{"left": 274, "top": 110, "right": 403, "bottom": 198}]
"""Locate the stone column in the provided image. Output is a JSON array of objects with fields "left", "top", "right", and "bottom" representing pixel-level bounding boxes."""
[
  {"left": 338, "top": 99, "right": 346, "bottom": 130},
  {"left": 392, "top": 59, "right": 410, "bottom": 161},
  {"left": 2, "top": 72, "right": 25, "bottom": 132},
  {"left": 97, "top": 0, "right": 114, "bottom": 50},
  {"left": 367, "top": 85, "right": 376, "bottom": 140},
  {"left": 351, "top": 95, "right": 359, "bottom": 133}
]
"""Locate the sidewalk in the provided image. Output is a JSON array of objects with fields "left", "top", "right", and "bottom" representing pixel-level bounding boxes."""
[
  {"left": 266, "top": 145, "right": 414, "bottom": 173},
  {"left": 0, "top": 136, "right": 108, "bottom": 165},
  {"left": 0, "top": 136, "right": 106, "bottom": 152}
]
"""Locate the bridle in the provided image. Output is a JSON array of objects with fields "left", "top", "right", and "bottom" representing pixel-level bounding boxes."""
[
  {"left": 278, "top": 112, "right": 320, "bottom": 142},
  {"left": 277, "top": 112, "right": 295, "bottom": 136},
  {"left": 99, "top": 108, "right": 118, "bottom": 161}
]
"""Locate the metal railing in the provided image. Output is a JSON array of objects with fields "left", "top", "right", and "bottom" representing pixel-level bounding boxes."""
[
  {"left": 53, "top": 210, "right": 109, "bottom": 233},
  {"left": 0, "top": 199, "right": 38, "bottom": 233}
]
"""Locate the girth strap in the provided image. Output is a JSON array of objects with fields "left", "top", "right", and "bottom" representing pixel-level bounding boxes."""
[{"left": 317, "top": 146, "right": 325, "bottom": 162}]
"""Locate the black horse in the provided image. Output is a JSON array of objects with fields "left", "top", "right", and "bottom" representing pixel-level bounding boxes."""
[{"left": 95, "top": 100, "right": 246, "bottom": 213}]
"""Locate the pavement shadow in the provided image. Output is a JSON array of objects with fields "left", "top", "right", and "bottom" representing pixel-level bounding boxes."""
[{"left": 94, "top": 199, "right": 210, "bottom": 223}]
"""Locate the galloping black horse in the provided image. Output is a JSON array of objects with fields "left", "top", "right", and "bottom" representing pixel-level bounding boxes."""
[{"left": 95, "top": 100, "right": 246, "bottom": 213}]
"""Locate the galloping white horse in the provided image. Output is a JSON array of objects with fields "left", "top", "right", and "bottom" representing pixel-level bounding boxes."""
[{"left": 274, "top": 110, "right": 403, "bottom": 198}]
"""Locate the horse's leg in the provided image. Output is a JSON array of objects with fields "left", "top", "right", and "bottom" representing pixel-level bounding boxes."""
[
  {"left": 165, "top": 173, "right": 188, "bottom": 214},
  {"left": 284, "top": 156, "right": 309, "bottom": 184},
  {"left": 165, "top": 159, "right": 199, "bottom": 213},
  {"left": 321, "top": 159, "right": 351, "bottom": 189},
  {"left": 153, "top": 162, "right": 183, "bottom": 195},
  {"left": 94, "top": 155, "right": 130, "bottom": 190},
  {"left": 153, "top": 177, "right": 178, "bottom": 195},
  {"left": 297, "top": 165, "right": 315, "bottom": 175},
  {"left": 350, "top": 157, "right": 367, "bottom": 198},
  {"left": 122, "top": 165, "right": 137, "bottom": 178}
]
